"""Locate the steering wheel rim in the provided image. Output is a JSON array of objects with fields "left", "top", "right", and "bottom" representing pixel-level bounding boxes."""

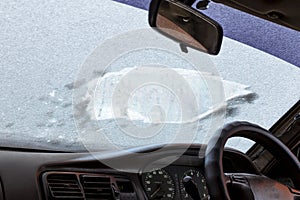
[{"left": 204, "top": 121, "right": 300, "bottom": 200}]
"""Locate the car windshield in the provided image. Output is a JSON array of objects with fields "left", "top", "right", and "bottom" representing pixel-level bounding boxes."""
[{"left": 0, "top": 0, "right": 299, "bottom": 152}]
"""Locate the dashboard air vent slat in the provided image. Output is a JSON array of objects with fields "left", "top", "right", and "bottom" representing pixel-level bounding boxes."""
[
  {"left": 81, "top": 175, "right": 113, "bottom": 200},
  {"left": 47, "top": 174, "right": 84, "bottom": 200}
]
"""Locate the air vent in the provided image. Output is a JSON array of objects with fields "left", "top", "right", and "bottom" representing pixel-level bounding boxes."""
[
  {"left": 43, "top": 172, "right": 136, "bottom": 200},
  {"left": 80, "top": 175, "right": 113, "bottom": 200},
  {"left": 46, "top": 173, "right": 84, "bottom": 200}
]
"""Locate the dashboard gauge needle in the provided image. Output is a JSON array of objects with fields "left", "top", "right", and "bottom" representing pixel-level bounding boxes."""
[{"left": 150, "top": 186, "right": 161, "bottom": 199}]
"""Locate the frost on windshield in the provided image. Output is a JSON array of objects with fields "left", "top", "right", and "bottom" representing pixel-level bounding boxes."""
[
  {"left": 0, "top": 54, "right": 256, "bottom": 152},
  {"left": 0, "top": 25, "right": 259, "bottom": 152},
  {"left": 1, "top": 1, "right": 299, "bottom": 153}
]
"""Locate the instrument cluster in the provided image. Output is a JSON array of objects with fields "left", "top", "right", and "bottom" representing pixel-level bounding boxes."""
[{"left": 141, "top": 166, "right": 209, "bottom": 200}]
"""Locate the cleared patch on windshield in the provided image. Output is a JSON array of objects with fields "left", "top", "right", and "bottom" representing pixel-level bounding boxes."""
[{"left": 91, "top": 66, "right": 255, "bottom": 123}]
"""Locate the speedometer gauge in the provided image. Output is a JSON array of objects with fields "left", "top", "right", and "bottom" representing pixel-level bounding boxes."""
[
  {"left": 181, "top": 169, "right": 209, "bottom": 199},
  {"left": 142, "top": 169, "right": 175, "bottom": 200}
]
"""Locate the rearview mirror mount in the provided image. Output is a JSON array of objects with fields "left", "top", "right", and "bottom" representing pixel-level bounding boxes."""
[{"left": 149, "top": 0, "right": 223, "bottom": 55}]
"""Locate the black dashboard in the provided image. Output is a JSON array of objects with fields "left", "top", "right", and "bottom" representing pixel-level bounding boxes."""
[
  {"left": 42, "top": 166, "right": 209, "bottom": 200},
  {"left": 0, "top": 144, "right": 259, "bottom": 200}
]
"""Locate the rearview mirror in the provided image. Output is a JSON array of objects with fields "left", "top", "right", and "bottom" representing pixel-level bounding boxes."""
[{"left": 149, "top": 0, "right": 223, "bottom": 55}]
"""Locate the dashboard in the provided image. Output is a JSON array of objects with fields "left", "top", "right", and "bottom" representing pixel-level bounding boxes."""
[
  {"left": 0, "top": 144, "right": 259, "bottom": 200},
  {"left": 42, "top": 165, "right": 209, "bottom": 200}
]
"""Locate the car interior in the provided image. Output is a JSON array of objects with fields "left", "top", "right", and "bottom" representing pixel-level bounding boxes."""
[{"left": 0, "top": 0, "right": 299, "bottom": 200}]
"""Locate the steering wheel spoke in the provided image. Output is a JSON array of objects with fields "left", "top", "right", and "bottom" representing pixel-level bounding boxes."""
[{"left": 225, "top": 173, "right": 254, "bottom": 200}]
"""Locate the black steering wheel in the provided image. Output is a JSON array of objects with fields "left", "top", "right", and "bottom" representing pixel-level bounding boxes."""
[{"left": 205, "top": 121, "right": 300, "bottom": 200}]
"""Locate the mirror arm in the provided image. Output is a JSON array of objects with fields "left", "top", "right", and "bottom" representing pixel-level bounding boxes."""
[
  {"left": 180, "top": 43, "right": 189, "bottom": 53},
  {"left": 196, "top": 0, "right": 210, "bottom": 10},
  {"left": 177, "top": 0, "right": 211, "bottom": 9}
]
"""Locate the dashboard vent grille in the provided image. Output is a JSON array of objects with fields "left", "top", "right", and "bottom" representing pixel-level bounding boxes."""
[
  {"left": 47, "top": 173, "right": 84, "bottom": 199},
  {"left": 80, "top": 175, "right": 113, "bottom": 200}
]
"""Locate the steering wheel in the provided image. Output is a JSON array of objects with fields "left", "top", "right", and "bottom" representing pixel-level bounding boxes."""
[{"left": 205, "top": 122, "right": 300, "bottom": 200}]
